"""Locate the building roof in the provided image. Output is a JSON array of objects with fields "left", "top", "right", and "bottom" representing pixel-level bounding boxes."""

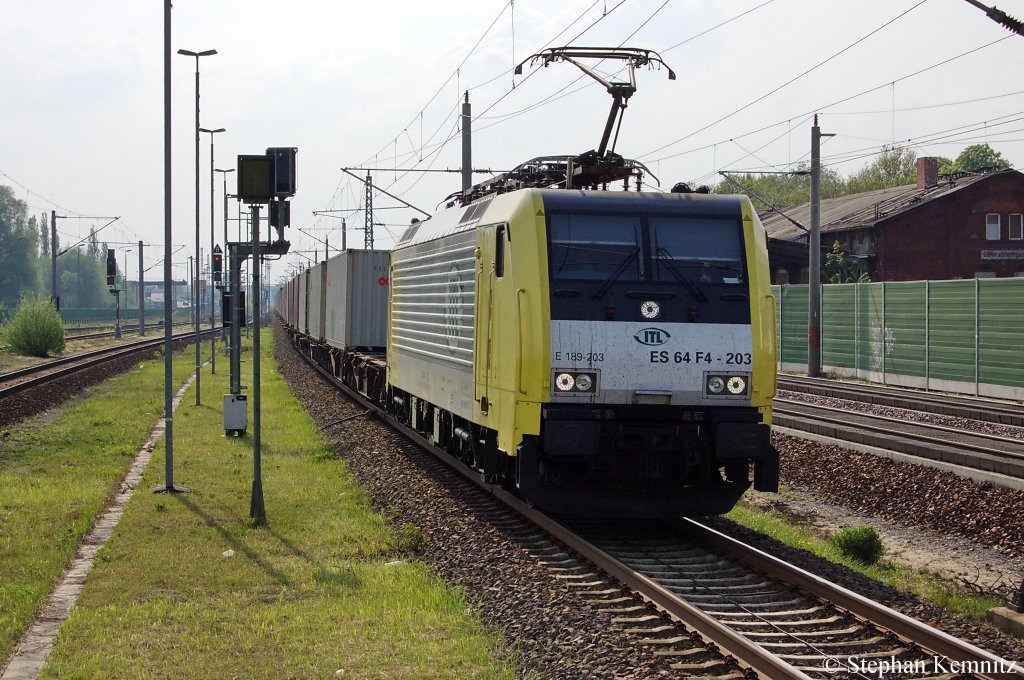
[{"left": 760, "top": 170, "right": 1021, "bottom": 241}]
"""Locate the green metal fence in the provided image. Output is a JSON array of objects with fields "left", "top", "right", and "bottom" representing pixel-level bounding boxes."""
[{"left": 773, "top": 279, "right": 1024, "bottom": 400}]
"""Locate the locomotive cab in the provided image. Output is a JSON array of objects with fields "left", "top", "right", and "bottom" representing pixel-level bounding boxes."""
[{"left": 514, "top": 190, "right": 778, "bottom": 516}]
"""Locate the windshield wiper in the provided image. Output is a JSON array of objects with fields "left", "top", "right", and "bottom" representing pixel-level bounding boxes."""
[
  {"left": 660, "top": 256, "right": 739, "bottom": 272},
  {"left": 593, "top": 247, "right": 640, "bottom": 300},
  {"left": 656, "top": 247, "right": 709, "bottom": 303}
]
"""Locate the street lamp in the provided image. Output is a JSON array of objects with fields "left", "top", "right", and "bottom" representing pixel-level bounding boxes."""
[
  {"left": 200, "top": 127, "right": 226, "bottom": 374},
  {"left": 178, "top": 47, "right": 216, "bottom": 405},
  {"left": 216, "top": 169, "right": 235, "bottom": 346}
]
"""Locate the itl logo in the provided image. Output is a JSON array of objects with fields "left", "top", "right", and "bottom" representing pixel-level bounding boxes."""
[{"left": 633, "top": 327, "right": 671, "bottom": 346}]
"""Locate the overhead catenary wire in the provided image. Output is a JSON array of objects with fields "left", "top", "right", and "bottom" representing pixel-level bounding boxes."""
[
  {"left": 646, "top": 33, "right": 1017, "bottom": 165},
  {"left": 318, "top": 1, "right": 1021, "bottom": 256},
  {"left": 316, "top": 0, "right": 641, "bottom": 239},
  {"left": 639, "top": 0, "right": 931, "bottom": 160}
]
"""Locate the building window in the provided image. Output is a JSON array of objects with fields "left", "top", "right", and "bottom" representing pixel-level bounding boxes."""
[
  {"left": 986, "top": 213, "right": 1001, "bottom": 240},
  {"left": 1010, "top": 213, "right": 1023, "bottom": 241}
]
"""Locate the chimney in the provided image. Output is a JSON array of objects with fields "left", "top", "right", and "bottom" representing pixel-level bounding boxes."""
[{"left": 916, "top": 157, "right": 938, "bottom": 189}]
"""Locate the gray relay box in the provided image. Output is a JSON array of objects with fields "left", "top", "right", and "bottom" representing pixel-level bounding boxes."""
[{"left": 223, "top": 394, "right": 248, "bottom": 436}]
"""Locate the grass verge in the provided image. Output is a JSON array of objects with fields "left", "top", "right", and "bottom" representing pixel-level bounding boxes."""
[
  {"left": 36, "top": 328, "right": 512, "bottom": 679},
  {"left": 1, "top": 341, "right": 202, "bottom": 662},
  {"left": 725, "top": 501, "right": 1004, "bottom": 619}
]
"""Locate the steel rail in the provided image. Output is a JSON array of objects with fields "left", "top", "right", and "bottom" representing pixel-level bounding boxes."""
[
  {"left": 777, "top": 375, "right": 1024, "bottom": 427},
  {"left": 0, "top": 328, "right": 217, "bottom": 398},
  {"left": 775, "top": 397, "right": 1024, "bottom": 456},
  {"left": 683, "top": 519, "right": 1023, "bottom": 680},
  {"left": 64, "top": 321, "right": 186, "bottom": 340}
]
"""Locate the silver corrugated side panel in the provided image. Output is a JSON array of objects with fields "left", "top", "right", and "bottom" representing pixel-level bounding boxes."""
[
  {"left": 323, "top": 250, "right": 391, "bottom": 350},
  {"left": 298, "top": 270, "right": 308, "bottom": 335},
  {"left": 307, "top": 262, "right": 324, "bottom": 340}
]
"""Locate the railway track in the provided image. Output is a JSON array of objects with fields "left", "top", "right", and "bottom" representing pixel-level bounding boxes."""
[
  {"left": 773, "top": 397, "right": 1024, "bottom": 480},
  {"left": 290, "top": 332, "right": 1021, "bottom": 680},
  {"left": 63, "top": 321, "right": 186, "bottom": 340},
  {"left": 0, "top": 328, "right": 216, "bottom": 399},
  {"left": 778, "top": 374, "right": 1024, "bottom": 428},
  {"left": 565, "top": 518, "right": 1021, "bottom": 679}
]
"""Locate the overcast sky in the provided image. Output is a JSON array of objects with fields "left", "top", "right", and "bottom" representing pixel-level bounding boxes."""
[{"left": 2, "top": 0, "right": 1023, "bottom": 284}]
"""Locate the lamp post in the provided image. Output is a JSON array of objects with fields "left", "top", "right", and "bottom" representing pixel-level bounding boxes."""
[
  {"left": 216, "top": 169, "right": 235, "bottom": 344},
  {"left": 178, "top": 47, "right": 217, "bottom": 405},
  {"left": 200, "top": 127, "right": 226, "bottom": 374}
]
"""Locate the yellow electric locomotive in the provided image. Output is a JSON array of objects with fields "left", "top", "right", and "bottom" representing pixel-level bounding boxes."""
[
  {"left": 282, "top": 46, "right": 778, "bottom": 516},
  {"left": 386, "top": 177, "right": 777, "bottom": 516}
]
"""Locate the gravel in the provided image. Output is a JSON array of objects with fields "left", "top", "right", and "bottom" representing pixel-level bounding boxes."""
[
  {"left": 0, "top": 344, "right": 175, "bottom": 429},
  {"left": 773, "top": 429, "right": 1024, "bottom": 561},
  {"left": 273, "top": 323, "right": 728, "bottom": 679},
  {"left": 274, "top": 323, "right": 1024, "bottom": 674}
]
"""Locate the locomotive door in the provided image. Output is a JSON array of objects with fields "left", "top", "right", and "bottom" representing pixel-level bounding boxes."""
[{"left": 474, "top": 224, "right": 501, "bottom": 414}]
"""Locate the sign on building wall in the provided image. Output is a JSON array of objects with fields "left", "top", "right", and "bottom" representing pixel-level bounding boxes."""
[{"left": 981, "top": 250, "right": 1024, "bottom": 260}]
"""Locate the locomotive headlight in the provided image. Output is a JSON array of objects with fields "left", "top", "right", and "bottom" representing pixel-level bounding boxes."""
[
  {"left": 575, "top": 374, "right": 593, "bottom": 391},
  {"left": 726, "top": 376, "right": 747, "bottom": 394},
  {"left": 707, "top": 376, "right": 725, "bottom": 394},
  {"left": 555, "top": 373, "right": 576, "bottom": 391}
]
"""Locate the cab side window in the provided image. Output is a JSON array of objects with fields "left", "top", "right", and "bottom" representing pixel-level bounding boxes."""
[{"left": 496, "top": 225, "right": 505, "bottom": 278}]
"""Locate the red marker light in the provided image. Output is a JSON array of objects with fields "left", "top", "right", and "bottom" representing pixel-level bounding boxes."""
[{"left": 378, "top": 277, "right": 389, "bottom": 286}]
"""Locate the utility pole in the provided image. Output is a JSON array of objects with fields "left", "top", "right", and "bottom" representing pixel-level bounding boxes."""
[
  {"left": 178, "top": 48, "right": 217, "bottom": 406},
  {"left": 809, "top": 115, "right": 834, "bottom": 378},
  {"left": 364, "top": 173, "right": 373, "bottom": 250},
  {"left": 250, "top": 205, "right": 265, "bottom": 524},
  {"left": 138, "top": 241, "right": 145, "bottom": 336},
  {"left": 156, "top": 0, "right": 189, "bottom": 496},
  {"left": 462, "top": 91, "right": 472, "bottom": 192},
  {"left": 188, "top": 255, "right": 194, "bottom": 325},
  {"left": 201, "top": 127, "right": 225, "bottom": 374},
  {"left": 50, "top": 211, "right": 59, "bottom": 309}
]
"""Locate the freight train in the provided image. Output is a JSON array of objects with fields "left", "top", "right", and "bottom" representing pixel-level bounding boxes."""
[{"left": 277, "top": 153, "right": 778, "bottom": 516}]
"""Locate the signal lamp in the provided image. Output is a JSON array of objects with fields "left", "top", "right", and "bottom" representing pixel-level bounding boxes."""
[
  {"left": 106, "top": 249, "right": 117, "bottom": 287},
  {"left": 212, "top": 245, "right": 223, "bottom": 284}
]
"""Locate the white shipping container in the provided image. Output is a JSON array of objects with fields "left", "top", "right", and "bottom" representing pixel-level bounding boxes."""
[
  {"left": 307, "top": 262, "right": 326, "bottom": 340},
  {"left": 298, "top": 269, "right": 309, "bottom": 336},
  {"left": 323, "top": 249, "right": 391, "bottom": 350}
]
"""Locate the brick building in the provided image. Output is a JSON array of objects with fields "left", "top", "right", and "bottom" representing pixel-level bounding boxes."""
[{"left": 763, "top": 160, "right": 1024, "bottom": 283}]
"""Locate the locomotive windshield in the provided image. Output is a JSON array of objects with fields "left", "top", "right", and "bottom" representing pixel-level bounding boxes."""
[
  {"left": 548, "top": 212, "right": 745, "bottom": 285},
  {"left": 549, "top": 213, "right": 643, "bottom": 281}
]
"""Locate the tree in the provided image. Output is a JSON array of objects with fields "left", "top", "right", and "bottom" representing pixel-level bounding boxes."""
[
  {"left": 935, "top": 156, "right": 955, "bottom": 177},
  {"left": 824, "top": 240, "right": 870, "bottom": 283},
  {"left": 39, "top": 211, "right": 49, "bottom": 258},
  {"left": 87, "top": 227, "right": 100, "bottom": 260},
  {"left": 844, "top": 146, "right": 917, "bottom": 194},
  {"left": 952, "top": 143, "right": 1012, "bottom": 173},
  {"left": 717, "top": 163, "right": 845, "bottom": 210},
  {"left": 0, "top": 185, "right": 42, "bottom": 309}
]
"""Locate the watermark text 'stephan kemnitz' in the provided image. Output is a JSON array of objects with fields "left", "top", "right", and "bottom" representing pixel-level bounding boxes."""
[{"left": 823, "top": 655, "right": 1018, "bottom": 677}]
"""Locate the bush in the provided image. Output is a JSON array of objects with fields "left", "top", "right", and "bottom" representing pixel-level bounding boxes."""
[
  {"left": 829, "top": 525, "right": 885, "bottom": 564},
  {"left": 4, "top": 297, "right": 65, "bottom": 357}
]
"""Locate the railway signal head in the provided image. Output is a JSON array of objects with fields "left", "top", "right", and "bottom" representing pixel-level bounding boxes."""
[
  {"left": 106, "top": 249, "right": 117, "bottom": 287},
  {"left": 212, "top": 245, "right": 223, "bottom": 286}
]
